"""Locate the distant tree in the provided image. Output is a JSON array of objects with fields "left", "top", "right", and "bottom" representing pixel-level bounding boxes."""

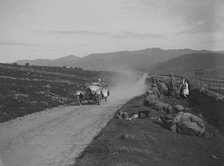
[{"left": 25, "top": 63, "right": 30, "bottom": 67}]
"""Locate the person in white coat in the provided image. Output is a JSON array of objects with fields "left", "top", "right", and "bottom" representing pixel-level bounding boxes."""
[{"left": 180, "top": 79, "right": 189, "bottom": 98}]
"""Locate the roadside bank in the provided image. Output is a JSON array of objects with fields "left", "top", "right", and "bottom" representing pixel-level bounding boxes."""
[{"left": 74, "top": 94, "right": 224, "bottom": 166}]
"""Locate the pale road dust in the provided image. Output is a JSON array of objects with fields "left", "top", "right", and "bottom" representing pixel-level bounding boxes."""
[
  {"left": 0, "top": 74, "right": 147, "bottom": 166},
  {"left": 0, "top": 99, "right": 126, "bottom": 166}
]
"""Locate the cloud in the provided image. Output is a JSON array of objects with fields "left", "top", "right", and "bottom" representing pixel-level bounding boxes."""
[
  {"left": 132, "top": 0, "right": 223, "bottom": 34},
  {"left": 0, "top": 41, "right": 37, "bottom": 46},
  {"left": 169, "top": 0, "right": 216, "bottom": 24},
  {"left": 205, "top": 39, "right": 224, "bottom": 44},
  {"left": 135, "top": 0, "right": 217, "bottom": 22},
  {"left": 109, "top": 31, "right": 164, "bottom": 39},
  {"left": 177, "top": 17, "right": 224, "bottom": 35},
  {"left": 44, "top": 30, "right": 106, "bottom": 36},
  {"left": 43, "top": 30, "right": 164, "bottom": 39}
]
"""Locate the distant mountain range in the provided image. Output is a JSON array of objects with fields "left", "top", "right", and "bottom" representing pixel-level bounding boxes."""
[
  {"left": 16, "top": 48, "right": 211, "bottom": 72},
  {"left": 72, "top": 48, "right": 211, "bottom": 71},
  {"left": 16, "top": 55, "right": 80, "bottom": 67}
]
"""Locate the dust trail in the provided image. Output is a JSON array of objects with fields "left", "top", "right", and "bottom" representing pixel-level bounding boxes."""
[
  {"left": 109, "top": 73, "right": 147, "bottom": 101},
  {"left": 135, "top": 73, "right": 148, "bottom": 93}
]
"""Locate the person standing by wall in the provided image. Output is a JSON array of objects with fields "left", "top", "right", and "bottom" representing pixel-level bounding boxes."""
[
  {"left": 168, "top": 74, "right": 175, "bottom": 97},
  {"left": 180, "top": 79, "right": 189, "bottom": 98}
]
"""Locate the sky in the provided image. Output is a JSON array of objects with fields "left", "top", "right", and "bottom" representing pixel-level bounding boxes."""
[{"left": 0, "top": 0, "right": 223, "bottom": 62}]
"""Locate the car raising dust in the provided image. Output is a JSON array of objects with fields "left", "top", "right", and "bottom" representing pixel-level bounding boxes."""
[{"left": 76, "top": 82, "right": 110, "bottom": 105}]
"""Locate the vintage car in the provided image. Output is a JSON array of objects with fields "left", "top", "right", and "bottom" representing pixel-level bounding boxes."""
[{"left": 76, "top": 85, "right": 109, "bottom": 105}]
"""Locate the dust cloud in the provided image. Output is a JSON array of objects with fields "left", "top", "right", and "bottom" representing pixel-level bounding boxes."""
[{"left": 109, "top": 72, "right": 148, "bottom": 102}]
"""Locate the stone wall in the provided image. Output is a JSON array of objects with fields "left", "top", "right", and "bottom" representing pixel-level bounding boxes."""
[{"left": 190, "top": 89, "right": 224, "bottom": 133}]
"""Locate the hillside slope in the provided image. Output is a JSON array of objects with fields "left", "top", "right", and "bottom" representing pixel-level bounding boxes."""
[
  {"left": 151, "top": 53, "right": 224, "bottom": 79},
  {"left": 16, "top": 48, "right": 210, "bottom": 71},
  {"left": 75, "top": 95, "right": 224, "bottom": 166},
  {"left": 0, "top": 63, "right": 101, "bottom": 122},
  {"left": 72, "top": 48, "right": 209, "bottom": 71},
  {"left": 16, "top": 55, "right": 80, "bottom": 66}
]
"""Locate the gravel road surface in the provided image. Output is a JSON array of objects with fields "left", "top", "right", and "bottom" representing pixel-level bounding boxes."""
[
  {"left": 0, "top": 74, "right": 146, "bottom": 166},
  {"left": 0, "top": 99, "right": 126, "bottom": 166}
]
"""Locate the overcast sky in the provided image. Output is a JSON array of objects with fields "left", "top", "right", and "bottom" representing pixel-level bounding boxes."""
[{"left": 0, "top": 0, "right": 223, "bottom": 62}]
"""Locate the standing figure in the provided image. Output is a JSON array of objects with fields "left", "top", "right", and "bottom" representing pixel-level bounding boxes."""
[
  {"left": 180, "top": 79, "right": 189, "bottom": 98},
  {"left": 168, "top": 74, "right": 175, "bottom": 97}
]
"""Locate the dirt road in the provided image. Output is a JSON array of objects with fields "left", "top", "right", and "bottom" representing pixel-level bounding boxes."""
[
  {"left": 0, "top": 72, "right": 146, "bottom": 166},
  {"left": 0, "top": 99, "right": 126, "bottom": 166}
]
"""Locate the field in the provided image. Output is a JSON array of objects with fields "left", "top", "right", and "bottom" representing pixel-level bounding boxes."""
[
  {"left": 1, "top": 63, "right": 224, "bottom": 165},
  {"left": 0, "top": 63, "right": 119, "bottom": 123}
]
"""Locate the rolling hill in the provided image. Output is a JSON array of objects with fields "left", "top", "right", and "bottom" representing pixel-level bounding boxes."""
[
  {"left": 16, "top": 48, "right": 211, "bottom": 72},
  {"left": 16, "top": 55, "right": 80, "bottom": 67},
  {"left": 151, "top": 52, "right": 224, "bottom": 79},
  {"left": 71, "top": 48, "right": 209, "bottom": 71}
]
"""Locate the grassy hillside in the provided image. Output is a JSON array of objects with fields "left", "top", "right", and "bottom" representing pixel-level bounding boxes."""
[
  {"left": 72, "top": 48, "right": 209, "bottom": 71},
  {"left": 0, "top": 63, "right": 104, "bottom": 123},
  {"left": 151, "top": 53, "right": 224, "bottom": 79},
  {"left": 16, "top": 55, "right": 80, "bottom": 66},
  {"left": 75, "top": 94, "right": 224, "bottom": 166},
  {"left": 0, "top": 63, "right": 140, "bottom": 123}
]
